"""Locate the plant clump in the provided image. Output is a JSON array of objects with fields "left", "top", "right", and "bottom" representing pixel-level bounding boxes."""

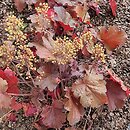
[{"left": 0, "top": 0, "right": 129, "bottom": 130}]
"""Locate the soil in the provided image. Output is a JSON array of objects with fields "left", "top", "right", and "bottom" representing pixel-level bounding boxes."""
[{"left": 0, "top": 0, "right": 129, "bottom": 130}]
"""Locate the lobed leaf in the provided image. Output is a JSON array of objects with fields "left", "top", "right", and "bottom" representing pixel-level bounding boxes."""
[
  {"left": 106, "top": 71, "right": 128, "bottom": 110},
  {"left": 0, "top": 93, "right": 11, "bottom": 109},
  {"left": 98, "top": 26, "right": 127, "bottom": 51},
  {"left": 72, "top": 68, "right": 107, "bottom": 108},
  {"left": 14, "top": 0, "right": 26, "bottom": 12},
  {"left": 65, "top": 89, "right": 84, "bottom": 126},
  {"left": 40, "top": 100, "right": 66, "bottom": 128}
]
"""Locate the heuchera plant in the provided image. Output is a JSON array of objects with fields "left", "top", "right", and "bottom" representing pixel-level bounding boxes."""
[{"left": 0, "top": 0, "right": 129, "bottom": 129}]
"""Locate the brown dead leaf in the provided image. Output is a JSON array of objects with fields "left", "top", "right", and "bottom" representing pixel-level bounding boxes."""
[
  {"left": 64, "top": 89, "right": 84, "bottom": 126},
  {"left": 0, "top": 78, "right": 8, "bottom": 93},
  {"left": 75, "top": 3, "right": 90, "bottom": 22},
  {"left": 0, "top": 93, "right": 11, "bottom": 109},
  {"left": 72, "top": 68, "right": 107, "bottom": 107}
]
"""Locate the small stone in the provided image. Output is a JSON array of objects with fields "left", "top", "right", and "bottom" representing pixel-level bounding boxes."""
[{"left": 110, "top": 112, "right": 114, "bottom": 116}]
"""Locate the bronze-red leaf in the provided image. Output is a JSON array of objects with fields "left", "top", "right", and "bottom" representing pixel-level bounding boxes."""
[{"left": 98, "top": 26, "right": 127, "bottom": 50}]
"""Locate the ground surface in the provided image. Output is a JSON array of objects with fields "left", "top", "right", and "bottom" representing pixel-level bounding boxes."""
[{"left": 0, "top": 0, "right": 130, "bottom": 130}]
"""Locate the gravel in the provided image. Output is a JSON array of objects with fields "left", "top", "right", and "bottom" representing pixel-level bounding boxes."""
[
  {"left": 90, "top": 0, "right": 130, "bottom": 87},
  {"left": 89, "top": 0, "right": 130, "bottom": 129}
]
